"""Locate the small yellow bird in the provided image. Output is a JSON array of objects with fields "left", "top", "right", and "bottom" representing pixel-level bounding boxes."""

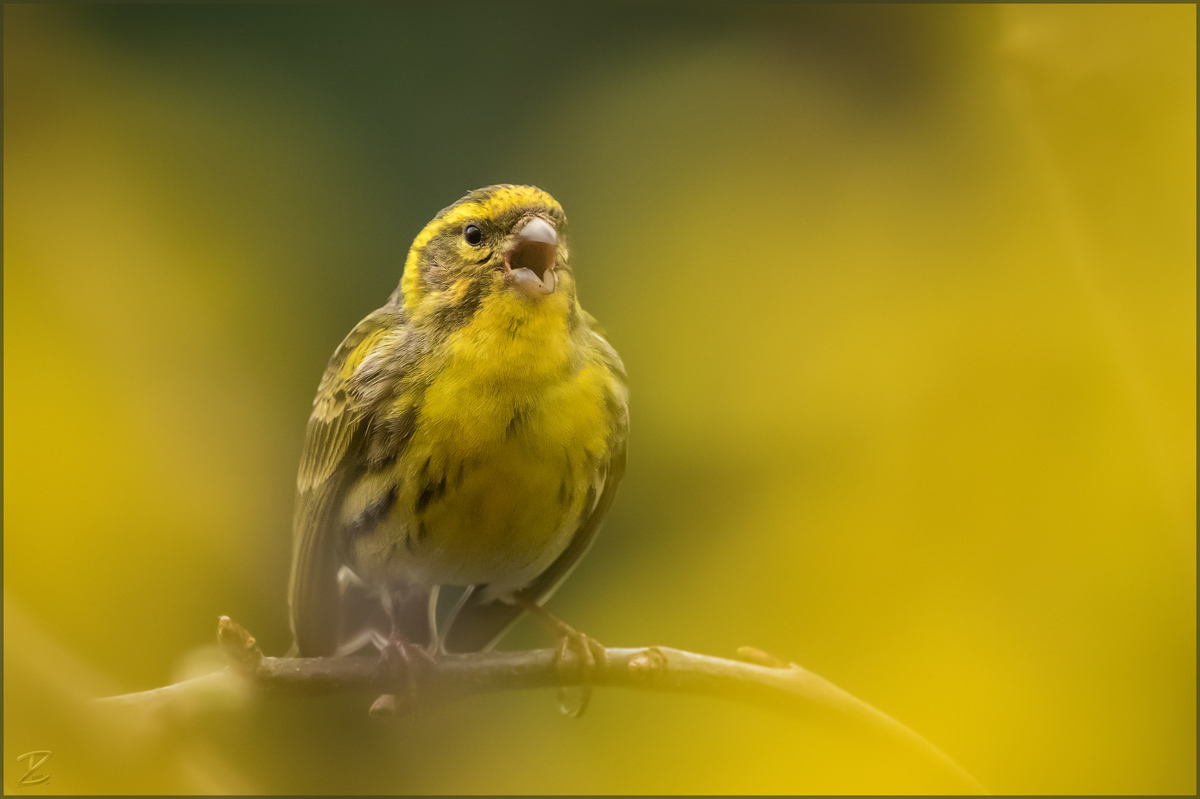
[{"left": 288, "top": 185, "right": 628, "bottom": 704}]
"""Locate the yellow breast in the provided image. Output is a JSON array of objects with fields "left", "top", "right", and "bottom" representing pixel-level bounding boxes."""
[{"left": 350, "top": 287, "right": 616, "bottom": 596}]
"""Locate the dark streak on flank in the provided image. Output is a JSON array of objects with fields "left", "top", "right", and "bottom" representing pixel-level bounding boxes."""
[
  {"left": 561, "top": 449, "right": 574, "bottom": 489},
  {"left": 506, "top": 407, "right": 526, "bottom": 438},
  {"left": 344, "top": 484, "right": 398, "bottom": 540},
  {"left": 580, "top": 483, "right": 597, "bottom": 520},
  {"left": 415, "top": 476, "right": 447, "bottom": 515}
]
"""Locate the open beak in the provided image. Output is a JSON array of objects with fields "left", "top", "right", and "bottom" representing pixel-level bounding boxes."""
[{"left": 504, "top": 217, "right": 558, "bottom": 298}]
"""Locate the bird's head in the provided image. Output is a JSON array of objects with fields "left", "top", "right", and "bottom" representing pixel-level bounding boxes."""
[{"left": 398, "top": 185, "right": 575, "bottom": 329}]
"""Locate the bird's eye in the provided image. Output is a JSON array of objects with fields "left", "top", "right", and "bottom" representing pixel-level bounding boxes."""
[{"left": 464, "top": 224, "right": 483, "bottom": 246}]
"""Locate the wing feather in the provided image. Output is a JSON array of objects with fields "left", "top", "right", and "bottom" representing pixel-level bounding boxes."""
[{"left": 288, "top": 309, "right": 403, "bottom": 656}]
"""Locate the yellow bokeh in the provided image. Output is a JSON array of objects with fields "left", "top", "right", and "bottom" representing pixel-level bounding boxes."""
[{"left": 5, "top": 4, "right": 1194, "bottom": 793}]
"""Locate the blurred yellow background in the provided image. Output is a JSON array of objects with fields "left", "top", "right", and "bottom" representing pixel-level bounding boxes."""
[{"left": 4, "top": 4, "right": 1194, "bottom": 794}]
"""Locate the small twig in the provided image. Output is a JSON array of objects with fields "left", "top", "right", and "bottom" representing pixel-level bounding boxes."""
[
  {"left": 96, "top": 617, "right": 986, "bottom": 794},
  {"left": 217, "top": 616, "right": 263, "bottom": 673}
]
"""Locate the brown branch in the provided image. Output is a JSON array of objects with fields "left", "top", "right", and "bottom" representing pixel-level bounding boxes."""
[{"left": 96, "top": 617, "right": 986, "bottom": 794}]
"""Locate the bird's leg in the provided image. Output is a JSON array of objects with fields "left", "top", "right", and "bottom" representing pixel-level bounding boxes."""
[
  {"left": 518, "top": 598, "right": 606, "bottom": 717},
  {"left": 432, "top": 585, "right": 475, "bottom": 655},
  {"left": 370, "top": 590, "right": 436, "bottom": 717}
]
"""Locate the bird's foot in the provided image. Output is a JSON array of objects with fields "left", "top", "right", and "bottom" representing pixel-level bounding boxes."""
[
  {"left": 520, "top": 600, "right": 606, "bottom": 717},
  {"left": 370, "top": 637, "right": 436, "bottom": 717},
  {"left": 553, "top": 626, "right": 606, "bottom": 717}
]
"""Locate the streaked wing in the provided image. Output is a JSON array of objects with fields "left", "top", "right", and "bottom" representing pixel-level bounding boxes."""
[{"left": 288, "top": 309, "right": 402, "bottom": 656}]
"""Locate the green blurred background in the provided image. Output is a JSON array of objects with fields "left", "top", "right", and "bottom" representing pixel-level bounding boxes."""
[{"left": 4, "top": 3, "right": 1194, "bottom": 794}]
